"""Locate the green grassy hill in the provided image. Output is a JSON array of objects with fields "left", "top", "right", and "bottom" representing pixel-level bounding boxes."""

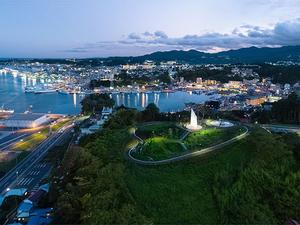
[
  {"left": 52, "top": 108, "right": 300, "bottom": 225},
  {"left": 126, "top": 138, "right": 253, "bottom": 224}
]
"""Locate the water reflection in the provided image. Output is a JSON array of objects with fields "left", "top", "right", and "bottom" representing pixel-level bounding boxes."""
[
  {"left": 73, "top": 93, "right": 77, "bottom": 107},
  {"left": 0, "top": 73, "right": 214, "bottom": 114},
  {"left": 0, "top": 73, "right": 83, "bottom": 115},
  {"left": 111, "top": 91, "right": 211, "bottom": 112}
]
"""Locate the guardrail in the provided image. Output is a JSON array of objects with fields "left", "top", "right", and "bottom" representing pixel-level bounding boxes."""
[{"left": 128, "top": 126, "right": 249, "bottom": 166}]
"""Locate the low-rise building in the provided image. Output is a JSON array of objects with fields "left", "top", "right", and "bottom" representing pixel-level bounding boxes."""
[
  {"left": 246, "top": 95, "right": 267, "bottom": 106},
  {"left": 1, "top": 113, "right": 49, "bottom": 128}
]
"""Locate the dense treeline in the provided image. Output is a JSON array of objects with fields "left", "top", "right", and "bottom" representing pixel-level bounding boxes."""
[
  {"left": 272, "top": 92, "right": 300, "bottom": 123},
  {"left": 254, "top": 64, "right": 300, "bottom": 84},
  {"left": 106, "top": 103, "right": 191, "bottom": 126},
  {"left": 177, "top": 64, "right": 300, "bottom": 84},
  {"left": 53, "top": 127, "right": 151, "bottom": 224},
  {"left": 116, "top": 71, "right": 151, "bottom": 86},
  {"left": 89, "top": 79, "right": 111, "bottom": 89},
  {"left": 53, "top": 102, "right": 300, "bottom": 224},
  {"left": 52, "top": 104, "right": 175, "bottom": 224},
  {"left": 252, "top": 92, "right": 300, "bottom": 124},
  {"left": 157, "top": 72, "right": 171, "bottom": 84},
  {"left": 177, "top": 67, "right": 239, "bottom": 83},
  {"left": 81, "top": 93, "right": 115, "bottom": 115},
  {"left": 213, "top": 128, "right": 300, "bottom": 224}
]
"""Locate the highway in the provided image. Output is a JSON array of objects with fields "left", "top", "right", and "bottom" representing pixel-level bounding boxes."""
[
  {"left": 0, "top": 123, "right": 74, "bottom": 194},
  {"left": 0, "top": 126, "right": 49, "bottom": 151},
  {"left": 0, "top": 132, "right": 34, "bottom": 150}
]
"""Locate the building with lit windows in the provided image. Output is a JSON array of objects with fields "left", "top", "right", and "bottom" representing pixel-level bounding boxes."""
[
  {"left": 1, "top": 113, "right": 49, "bottom": 128},
  {"left": 246, "top": 95, "right": 267, "bottom": 106}
]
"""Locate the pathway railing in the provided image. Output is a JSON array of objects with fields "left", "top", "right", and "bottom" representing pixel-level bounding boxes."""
[{"left": 128, "top": 126, "right": 249, "bottom": 166}]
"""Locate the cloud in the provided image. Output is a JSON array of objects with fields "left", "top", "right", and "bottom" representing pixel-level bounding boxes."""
[
  {"left": 154, "top": 31, "right": 168, "bottom": 39},
  {"left": 128, "top": 33, "right": 141, "bottom": 40},
  {"left": 65, "top": 18, "right": 300, "bottom": 55}
]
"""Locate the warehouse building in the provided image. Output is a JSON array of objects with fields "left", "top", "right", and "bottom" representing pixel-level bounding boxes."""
[{"left": 1, "top": 113, "right": 49, "bottom": 128}]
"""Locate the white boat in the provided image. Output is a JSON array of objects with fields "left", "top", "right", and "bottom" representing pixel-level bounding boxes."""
[
  {"left": 0, "top": 69, "right": 7, "bottom": 74},
  {"left": 34, "top": 89, "right": 57, "bottom": 94},
  {"left": 58, "top": 90, "right": 69, "bottom": 95},
  {"left": 25, "top": 86, "right": 35, "bottom": 93},
  {"left": 0, "top": 105, "right": 14, "bottom": 114}
]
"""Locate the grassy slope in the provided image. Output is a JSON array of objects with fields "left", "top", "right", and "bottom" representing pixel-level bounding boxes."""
[
  {"left": 135, "top": 137, "right": 184, "bottom": 160},
  {"left": 12, "top": 128, "right": 49, "bottom": 151},
  {"left": 126, "top": 138, "right": 253, "bottom": 224},
  {"left": 184, "top": 126, "right": 245, "bottom": 150},
  {"left": 136, "top": 122, "right": 185, "bottom": 140}
]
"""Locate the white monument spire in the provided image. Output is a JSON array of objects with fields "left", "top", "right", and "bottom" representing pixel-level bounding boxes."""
[
  {"left": 190, "top": 108, "right": 198, "bottom": 128},
  {"left": 186, "top": 108, "right": 202, "bottom": 130}
]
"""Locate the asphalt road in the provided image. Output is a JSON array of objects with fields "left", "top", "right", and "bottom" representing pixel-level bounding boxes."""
[
  {"left": 13, "top": 161, "right": 52, "bottom": 191},
  {"left": 261, "top": 124, "right": 300, "bottom": 133},
  {"left": 0, "top": 123, "right": 74, "bottom": 194},
  {"left": 0, "top": 133, "right": 30, "bottom": 149}
]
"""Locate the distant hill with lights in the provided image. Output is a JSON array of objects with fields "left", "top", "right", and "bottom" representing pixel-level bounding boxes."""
[
  {"left": 129, "top": 45, "right": 300, "bottom": 64},
  {"left": 1, "top": 45, "right": 300, "bottom": 65}
]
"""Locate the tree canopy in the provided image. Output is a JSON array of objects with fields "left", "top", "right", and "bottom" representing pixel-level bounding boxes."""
[
  {"left": 81, "top": 93, "right": 115, "bottom": 115},
  {"left": 52, "top": 108, "right": 300, "bottom": 224},
  {"left": 142, "top": 103, "right": 160, "bottom": 121},
  {"left": 272, "top": 92, "right": 300, "bottom": 123},
  {"left": 213, "top": 128, "right": 300, "bottom": 224}
]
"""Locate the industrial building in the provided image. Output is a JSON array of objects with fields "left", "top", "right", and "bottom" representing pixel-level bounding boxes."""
[{"left": 1, "top": 113, "right": 49, "bottom": 128}]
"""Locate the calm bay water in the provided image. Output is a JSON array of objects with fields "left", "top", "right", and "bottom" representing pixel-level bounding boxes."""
[
  {"left": 0, "top": 73, "right": 82, "bottom": 115},
  {"left": 0, "top": 73, "right": 211, "bottom": 114},
  {"left": 111, "top": 91, "right": 211, "bottom": 112}
]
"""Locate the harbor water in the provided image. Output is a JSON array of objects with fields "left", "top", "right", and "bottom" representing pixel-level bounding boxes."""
[{"left": 0, "top": 73, "right": 213, "bottom": 114}]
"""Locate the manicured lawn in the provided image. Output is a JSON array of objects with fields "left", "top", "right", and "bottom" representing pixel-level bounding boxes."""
[
  {"left": 12, "top": 128, "right": 49, "bottom": 151},
  {"left": 136, "top": 122, "right": 185, "bottom": 140},
  {"left": 51, "top": 118, "right": 70, "bottom": 132},
  {"left": 184, "top": 126, "right": 246, "bottom": 150},
  {"left": 126, "top": 137, "right": 253, "bottom": 225},
  {"left": 133, "top": 137, "right": 184, "bottom": 161},
  {"left": 11, "top": 119, "right": 70, "bottom": 152},
  {"left": 133, "top": 124, "right": 246, "bottom": 161}
]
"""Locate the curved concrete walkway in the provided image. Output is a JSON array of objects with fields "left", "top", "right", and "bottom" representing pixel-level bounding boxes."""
[{"left": 128, "top": 126, "right": 250, "bottom": 166}]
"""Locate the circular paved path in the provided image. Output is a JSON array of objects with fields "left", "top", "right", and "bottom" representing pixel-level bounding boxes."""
[{"left": 128, "top": 126, "right": 249, "bottom": 166}]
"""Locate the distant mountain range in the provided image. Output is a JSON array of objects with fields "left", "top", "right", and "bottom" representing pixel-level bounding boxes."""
[
  {"left": 68, "top": 45, "right": 300, "bottom": 65},
  {"left": 1, "top": 45, "right": 300, "bottom": 65},
  {"left": 113, "top": 45, "right": 300, "bottom": 65}
]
